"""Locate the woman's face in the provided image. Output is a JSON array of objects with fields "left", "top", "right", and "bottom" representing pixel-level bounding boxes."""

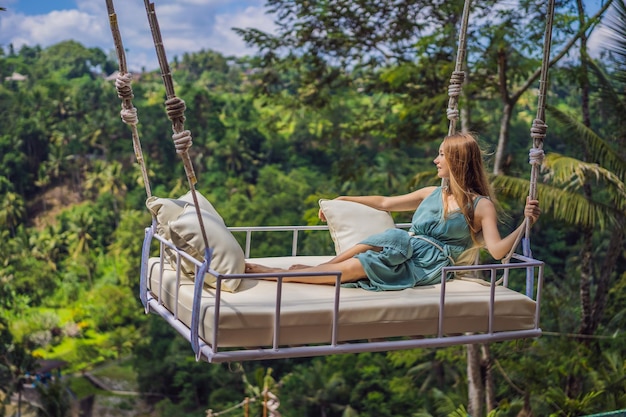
[{"left": 434, "top": 143, "right": 450, "bottom": 179}]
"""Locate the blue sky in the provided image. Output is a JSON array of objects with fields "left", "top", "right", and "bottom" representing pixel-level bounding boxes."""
[
  {"left": 0, "top": 0, "right": 612, "bottom": 73},
  {"left": 0, "top": 0, "right": 275, "bottom": 71},
  {"left": 11, "top": 1, "right": 77, "bottom": 14}
]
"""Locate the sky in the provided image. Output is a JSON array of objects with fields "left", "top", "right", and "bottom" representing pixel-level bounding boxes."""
[
  {"left": 0, "top": 0, "right": 612, "bottom": 74},
  {"left": 0, "top": 0, "right": 276, "bottom": 72}
]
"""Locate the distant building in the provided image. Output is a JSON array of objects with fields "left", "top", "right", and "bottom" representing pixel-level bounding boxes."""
[
  {"left": 105, "top": 71, "right": 142, "bottom": 81},
  {"left": 4, "top": 72, "right": 27, "bottom": 81}
]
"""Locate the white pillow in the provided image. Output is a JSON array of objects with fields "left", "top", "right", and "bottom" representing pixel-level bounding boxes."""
[
  {"left": 146, "top": 191, "right": 244, "bottom": 292},
  {"left": 319, "top": 199, "right": 396, "bottom": 255},
  {"left": 169, "top": 205, "right": 245, "bottom": 292},
  {"left": 146, "top": 191, "right": 223, "bottom": 258}
]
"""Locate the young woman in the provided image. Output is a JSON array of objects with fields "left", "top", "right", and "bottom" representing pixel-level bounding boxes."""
[{"left": 245, "top": 132, "right": 541, "bottom": 290}]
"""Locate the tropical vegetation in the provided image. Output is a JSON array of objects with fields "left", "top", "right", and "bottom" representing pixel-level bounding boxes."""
[{"left": 0, "top": 0, "right": 624, "bottom": 416}]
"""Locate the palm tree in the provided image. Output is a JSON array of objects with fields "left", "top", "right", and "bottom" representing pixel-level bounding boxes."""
[
  {"left": 83, "top": 160, "right": 127, "bottom": 217},
  {"left": 0, "top": 192, "right": 26, "bottom": 236},
  {"left": 490, "top": 0, "right": 625, "bottom": 411}
]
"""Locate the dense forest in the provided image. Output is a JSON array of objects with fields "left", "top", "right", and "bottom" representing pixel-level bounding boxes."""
[{"left": 1, "top": 0, "right": 625, "bottom": 416}]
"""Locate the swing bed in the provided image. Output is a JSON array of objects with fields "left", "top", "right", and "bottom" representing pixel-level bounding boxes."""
[{"left": 105, "top": 0, "right": 553, "bottom": 363}]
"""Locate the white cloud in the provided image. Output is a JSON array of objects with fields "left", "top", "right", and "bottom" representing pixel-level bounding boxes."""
[
  {"left": 0, "top": 0, "right": 275, "bottom": 72},
  {"left": 1, "top": 10, "right": 105, "bottom": 49}
]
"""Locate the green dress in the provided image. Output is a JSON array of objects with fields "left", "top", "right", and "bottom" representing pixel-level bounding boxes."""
[{"left": 350, "top": 187, "right": 479, "bottom": 291}]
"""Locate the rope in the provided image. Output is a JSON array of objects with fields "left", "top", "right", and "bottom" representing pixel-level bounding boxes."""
[
  {"left": 541, "top": 331, "right": 624, "bottom": 340},
  {"left": 502, "top": 0, "right": 555, "bottom": 264},
  {"left": 446, "top": 0, "right": 472, "bottom": 136},
  {"left": 441, "top": 0, "right": 472, "bottom": 194},
  {"left": 207, "top": 397, "right": 256, "bottom": 417},
  {"left": 143, "top": 0, "right": 211, "bottom": 256},
  {"left": 105, "top": 0, "right": 152, "bottom": 198},
  {"left": 446, "top": 70, "right": 465, "bottom": 126},
  {"left": 206, "top": 391, "right": 281, "bottom": 417}
]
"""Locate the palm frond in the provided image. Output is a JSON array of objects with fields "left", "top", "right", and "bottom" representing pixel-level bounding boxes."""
[
  {"left": 547, "top": 105, "right": 626, "bottom": 180},
  {"left": 542, "top": 153, "right": 626, "bottom": 196},
  {"left": 491, "top": 175, "right": 620, "bottom": 230},
  {"left": 603, "top": 0, "right": 626, "bottom": 70},
  {"left": 588, "top": 59, "right": 626, "bottom": 120}
]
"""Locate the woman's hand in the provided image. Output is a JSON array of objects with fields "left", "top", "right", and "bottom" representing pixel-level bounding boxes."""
[
  {"left": 525, "top": 198, "right": 541, "bottom": 225},
  {"left": 319, "top": 208, "right": 327, "bottom": 222}
]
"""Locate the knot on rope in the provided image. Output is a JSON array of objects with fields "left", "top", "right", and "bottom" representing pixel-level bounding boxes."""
[
  {"left": 172, "top": 130, "right": 193, "bottom": 154},
  {"left": 446, "top": 71, "right": 464, "bottom": 120},
  {"left": 115, "top": 72, "right": 134, "bottom": 101},
  {"left": 448, "top": 83, "right": 463, "bottom": 98},
  {"left": 530, "top": 118, "right": 548, "bottom": 141},
  {"left": 528, "top": 147, "right": 545, "bottom": 166},
  {"left": 448, "top": 71, "right": 465, "bottom": 98},
  {"left": 120, "top": 107, "right": 138, "bottom": 125},
  {"left": 447, "top": 108, "right": 460, "bottom": 120},
  {"left": 165, "top": 97, "right": 187, "bottom": 123}
]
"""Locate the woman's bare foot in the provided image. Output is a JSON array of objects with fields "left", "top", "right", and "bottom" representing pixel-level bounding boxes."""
[{"left": 245, "top": 263, "right": 283, "bottom": 274}]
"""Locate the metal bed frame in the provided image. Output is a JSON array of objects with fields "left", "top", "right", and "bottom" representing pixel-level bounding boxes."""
[{"left": 139, "top": 222, "right": 544, "bottom": 363}]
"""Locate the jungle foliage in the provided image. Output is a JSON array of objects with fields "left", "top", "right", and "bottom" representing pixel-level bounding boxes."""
[{"left": 0, "top": 0, "right": 625, "bottom": 416}]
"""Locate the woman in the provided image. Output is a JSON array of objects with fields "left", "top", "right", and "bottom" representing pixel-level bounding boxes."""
[{"left": 245, "top": 132, "right": 541, "bottom": 289}]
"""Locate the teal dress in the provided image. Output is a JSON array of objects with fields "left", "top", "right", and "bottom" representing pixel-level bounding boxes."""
[{"left": 350, "top": 187, "right": 479, "bottom": 291}]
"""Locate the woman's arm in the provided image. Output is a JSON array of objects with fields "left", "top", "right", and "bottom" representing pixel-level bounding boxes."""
[
  {"left": 319, "top": 186, "right": 437, "bottom": 221},
  {"left": 337, "top": 186, "right": 437, "bottom": 212},
  {"left": 476, "top": 197, "right": 541, "bottom": 260}
]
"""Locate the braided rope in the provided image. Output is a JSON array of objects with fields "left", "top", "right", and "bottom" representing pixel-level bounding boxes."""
[
  {"left": 106, "top": 0, "right": 152, "bottom": 198},
  {"left": 446, "top": 0, "right": 472, "bottom": 137},
  {"left": 143, "top": 2, "right": 212, "bottom": 328},
  {"left": 441, "top": 0, "right": 472, "bottom": 194},
  {"left": 447, "top": 70, "right": 465, "bottom": 123},
  {"left": 502, "top": 0, "right": 555, "bottom": 264}
]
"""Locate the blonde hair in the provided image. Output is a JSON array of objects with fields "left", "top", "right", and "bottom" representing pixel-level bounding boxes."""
[{"left": 442, "top": 132, "right": 495, "bottom": 245}]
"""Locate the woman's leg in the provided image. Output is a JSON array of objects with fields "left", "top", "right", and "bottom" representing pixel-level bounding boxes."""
[
  {"left": 325, "top": 244, "right": 381, "bottom": 264},
  {"left": 288, "top": 244, "right": 381, "bottom": 270},
  {"left": 245, "top": 257, "right": 368, "bottom": 285}
]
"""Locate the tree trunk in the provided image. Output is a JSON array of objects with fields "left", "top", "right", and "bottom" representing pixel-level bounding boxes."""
[
  {"left": 467, "top": 343, "right": 483, "bottom": 417},
  {"left": 493, "top": 47, "right": 511, "bottom": 175},
  {"left": 576, "top": 0, "right": 593, "bottom": 344},
  {"left": 569, "top": 0, "right": 591, "bottom": 399},
  {"left": 482, "top": 344, "right": 495, "bottom": 412},
  {"left": 493, "top": 102, "right": 514, "bottom": 175},
  {"left": 461, "top": 62, "right": 470, "bottom": 134},
  {"left": 592, "top": 222, "right": 625, "bottom": 330},
  {"left": 517, "top": 393, "right": 533, "bottom": 417}
]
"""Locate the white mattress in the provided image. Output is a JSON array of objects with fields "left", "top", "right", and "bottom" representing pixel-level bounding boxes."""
[{"left": 147, "top": 256, "right": 537, "bottom": 348}]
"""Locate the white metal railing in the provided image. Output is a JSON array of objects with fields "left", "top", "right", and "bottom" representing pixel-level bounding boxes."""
[
  {"left": 228, "top": 223, "right": 412, "bottom": 258},
  {"left": 140, "top": 223, "right": 543, "bottom": 363}
]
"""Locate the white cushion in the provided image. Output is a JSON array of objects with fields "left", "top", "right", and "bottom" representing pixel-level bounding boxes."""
[
  {"left": 147, "top": 256, "right": 538, "bottom": 348},
  {"left": 319, "top": 199, "right": 396, "bottom": 255},
  {"left": 146, "top": 191, "right": 244, "bottom": 292},
  {"left": 169, "top": 205, "right": 245, "bottom": 292},
  {"left": 146, "top": 190, "right": 224, "bottom": 239}
]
